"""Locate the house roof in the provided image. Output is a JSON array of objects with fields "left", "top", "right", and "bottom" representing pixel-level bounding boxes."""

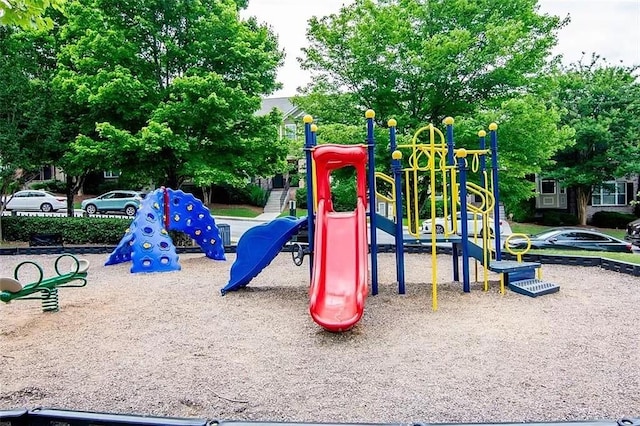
[{"left": 258, "top": 97, "right": 305, "bottom": 120}]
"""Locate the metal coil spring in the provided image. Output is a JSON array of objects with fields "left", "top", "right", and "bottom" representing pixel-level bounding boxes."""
[{"left": 41, "top": 288, "right": 59, "bottom": 312}]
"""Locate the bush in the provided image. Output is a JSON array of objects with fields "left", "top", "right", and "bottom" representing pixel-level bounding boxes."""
[
  {"left": 210, "top": 183, "right": 268, "bottom": 207},
  {"left": 295, "top": 180, "right": 359, "bottom": 212},
  {"left": 247, "top": 184, "right": 269, "bottom": 207},
  {"left": 289, "top": 173, "right": 301, "bottom": 187},
  {"left": 1, "top": 216, "right": 131, "bottom": 244},
  {"left": 541, "top": 211, "right": 579, "bottom": 226},
  {"left": 95, "top": 180, "right": 124, "bottom": 195},
  {"left": 419, "top": 199, "right": 446, "bottom": 219},
  {"left": 331, "top": 179, "right": 357, "bottom": 212},
  {"left": 296, "top": 187, "right": 308, "bottom": 209},
  {"left": 590, "top": 211, "right": 637, "bottom": 229},
  {"left": 507, "top": 198, "right": 536, "bottom": 223},
  {"left": 31, "top": 179, "right": 67, "bottom": 193}
]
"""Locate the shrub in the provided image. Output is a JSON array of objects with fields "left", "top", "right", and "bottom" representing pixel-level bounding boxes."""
[
  {"left": 247, "top": 184, "right": 269, "bottom": 207},
  {"left": 210, "top": 183, "right": 268, "bottom": 207},
  {"left": 541, "top": 211, "right": 579, "bottom": 226},
  {"left": 1, "top": 216, "right": 131, "bottom": 244},
  {"left": 289, "top": 173, "right": 301, "bottom": 187},
  {"left": 31, "top": 179, "right": 67, "bottom": 193},
  {"left": 419, "top": 199, "right": 446, "bottom": 219},
  {"left": 507, "top": 198, "right": 536, "bottom": 223},
  {"left": 168, "top": 230, "right": 194, "bottom": 247},
  {"left": 590, "top": 211, "right": 637, "bottom": 229},
  {"left": 331, "top": 179, "right": 357, "bottom": 212},
  {"left": 96, "top": 180, "right": 122, "bottom": 194},
  {"left": 296, "top": 187, "right": 308, "bottom": 209}
]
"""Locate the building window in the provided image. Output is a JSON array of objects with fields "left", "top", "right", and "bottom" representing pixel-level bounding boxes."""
[
  {"left": 592, "top": 181, "right": 627, "bottom": 206},
  {"left": 104, "top": 171, "right": 120, "bottom": 179},
  {"left": 284, "top": 124, "right": 297, "bottom": 140},
  {"left": 540, "top": 179, "right": 556, "bottom": 194}
]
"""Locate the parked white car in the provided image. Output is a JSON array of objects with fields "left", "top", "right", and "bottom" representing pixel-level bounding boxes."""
[
  {"left": 1, "top": 190, "right": 67, "bottom": 212},
  {"left": 421, "top": 211, "right": 512, "bottom": 237}
]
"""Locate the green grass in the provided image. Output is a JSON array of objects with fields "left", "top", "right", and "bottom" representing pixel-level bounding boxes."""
[
  {"left": 278, "top": 208, "right": 307, "bottom": 218},
  {"left": 209, "top": 207, "right": 260, "bottom": 218},
  {"left": 528, "top": 249, "right": 640, "bottom": 265},
  {"left": 507, "top": 222, "right": 637, "bottom": 264}
]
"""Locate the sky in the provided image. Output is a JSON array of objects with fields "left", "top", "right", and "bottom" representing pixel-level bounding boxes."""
[{"left": 241, "top": 0, "right": 640, "bottom": 98}]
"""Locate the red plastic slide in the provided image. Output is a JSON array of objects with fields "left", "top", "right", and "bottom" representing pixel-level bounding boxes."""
[{"left": 309, "top": 144, "right": 369, "bottom": 332}]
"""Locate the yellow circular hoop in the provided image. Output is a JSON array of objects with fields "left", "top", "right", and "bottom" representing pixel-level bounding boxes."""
[{"left": 504, "top": 233, "right": 532, "bottom": 262}]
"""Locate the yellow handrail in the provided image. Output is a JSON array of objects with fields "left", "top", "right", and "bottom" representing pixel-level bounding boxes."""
[{"left": 374, "top": 172, "right": 396, "bottom": 218}]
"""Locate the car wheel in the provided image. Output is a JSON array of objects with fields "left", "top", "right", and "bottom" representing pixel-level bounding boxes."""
[
  {"left": 85, "top": 204, "right": 98, "bottom": 215},
  {"left": 435, "top": 224, "right": 445, "bottom": 234},
  {"left": 125, "top": 205, "right": 137, "bottom": 217},
  {"left": 480, "top": 228, "right": 495, "bottom": 237},
  {"left": 40, "top": 203, "right": 53, "bottom": 213}
]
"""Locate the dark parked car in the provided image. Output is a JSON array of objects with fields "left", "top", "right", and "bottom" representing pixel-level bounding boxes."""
[
  {"left": 507, "top": 227, "right": 640, "bottom": 254},
  {"left": 625, "top": 218, "right": 640, "bottom": 246}
]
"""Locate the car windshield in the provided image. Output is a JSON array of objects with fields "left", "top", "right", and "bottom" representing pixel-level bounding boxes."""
[{"left": 45, "top": 191, "right": 59, "bottom": 197}]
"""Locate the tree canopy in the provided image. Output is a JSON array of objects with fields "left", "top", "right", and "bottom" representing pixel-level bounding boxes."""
[
  {"left": 50, "top": 0, "right": 288, "bottom": 190},
  {"left": 0, "top": 0, "right": 64, "bottom": 29},
  {"left": 300, "top": 0, "right": 566, "bottom": 129},
  {"left": 296, "top": 0, "right": 573, "bottom": 215},
  {"left": 547, "top": 55, "right": 640, "bottom": 225}
]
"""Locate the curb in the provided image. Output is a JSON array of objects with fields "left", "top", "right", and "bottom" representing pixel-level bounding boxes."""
[{"left": 1, "top": 245, "right": 639, "bottom": 278}]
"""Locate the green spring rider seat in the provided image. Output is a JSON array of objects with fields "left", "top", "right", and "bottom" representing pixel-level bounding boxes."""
[{"left": 0, "top": 254, "right": 90, "bottom": 312}]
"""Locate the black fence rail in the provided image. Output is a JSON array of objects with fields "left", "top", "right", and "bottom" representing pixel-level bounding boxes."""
[
  {"left": 1, "top": 409, "right": 638, "bottom": 426},
  {"left": 1, "top": 244, "right": 639, "bottom": 278}
]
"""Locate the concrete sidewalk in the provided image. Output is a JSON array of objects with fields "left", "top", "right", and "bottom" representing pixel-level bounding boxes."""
[{"left": 253, "top": 212, "right": 282, "bottom": 221}]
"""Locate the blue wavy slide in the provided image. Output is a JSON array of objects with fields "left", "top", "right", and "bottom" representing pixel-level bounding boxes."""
[{"left": 221, "top": 216, "right": 307, "bottom": 295}]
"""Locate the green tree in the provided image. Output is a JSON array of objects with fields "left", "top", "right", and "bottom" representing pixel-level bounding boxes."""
[
  {"left": 0, "top": 0, "right": 64, "bottom": 29},
  {"left": 300, "top": 0, "right": 566, "bottom": 129},
  {"left": 0, "top": 26, "right": 63, "bottom": 233},
  {"left": 454, "top": 96, "right": 574, "bottom": 216},
  {"left": 547, "top": 55, "right": 640, "bottom": 225},
  {"left": 55, "top": 0, "right": 288, "bottom": 194}
]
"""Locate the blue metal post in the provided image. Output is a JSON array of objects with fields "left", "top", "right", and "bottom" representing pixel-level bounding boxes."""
[
  {"left": 303, "top": 115, "right": 315, "bottom": 274},
  {"left": 489, "top": 123, "right": 502, "bottom": 261},
  {"left": 444, "top": 118, "right": 459, "bottom": 282},
  {"left": 389, "top": 119, "right": 405, "bottom": 294},
  {"left": 479, "top": 130, "right": 487, "bottom": 189},
  {"left": 445, "top": 118, "right": 455, "bottom": 166},
  {"left": 457, "top": 151, "right": 471, "bottom": 293},
  {"left": 366, "top": 110, "right": 378, "bottom": 295}
]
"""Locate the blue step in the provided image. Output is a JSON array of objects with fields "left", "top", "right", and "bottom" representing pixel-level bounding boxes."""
[
  {"left": 508, "top": 279, "right": 560, "bottom": 297},
  {"left": 488, "top": 260, "right": 540, "bottom": 273}
]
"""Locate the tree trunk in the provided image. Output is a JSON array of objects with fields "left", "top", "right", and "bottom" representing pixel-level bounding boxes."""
[
  {"left": 165, "top": 168, "right": 179, "bottom": 189},
  {"left": 66, "top": 173, "right": 86, "bottom": 217},
  {"left": 575, "top": 185, "right": 591, "bottom": 226},
  {"left": 201, "top": 185, "right": 212, "bottom": 206}
]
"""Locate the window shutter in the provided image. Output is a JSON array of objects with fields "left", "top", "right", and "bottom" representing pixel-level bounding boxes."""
[{"left": 627, "top": 182, "right": 634, "bottom": 204}]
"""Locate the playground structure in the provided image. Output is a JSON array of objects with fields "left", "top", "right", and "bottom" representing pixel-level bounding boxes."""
[
  {"left": 0, "top": 253, "right": 90, "bottom": 312},
  {"left": 106, "top": 187, "right": 226, "bottom": 273},
  {"left": 374, "top": 117, "right": 560, "bottom": 309},
  {"left": 223, "top": 110, "right": 559, "bottom": 331}
]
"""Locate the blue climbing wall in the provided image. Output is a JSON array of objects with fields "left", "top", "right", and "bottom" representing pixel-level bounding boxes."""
[
  {"left": 105, "top": 187, "right": 225, "bottom": 273},
  {"left": 165, "top": 188, "right": 226, "bottom": 261},
  {"left": 105, "top": 189, "right": 181, "bottom": 273}
]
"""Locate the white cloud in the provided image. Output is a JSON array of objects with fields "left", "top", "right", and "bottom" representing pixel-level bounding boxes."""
[{"left": 242, "top": 0, "right": 640, "bottom": 97}]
